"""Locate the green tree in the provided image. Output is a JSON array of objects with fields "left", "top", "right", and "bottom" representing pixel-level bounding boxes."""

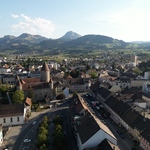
[
  {"left": 39, "top": 126, "right": 48, "bottom": 135},
  {"left": 0, "top": 85, "right": 7, "bottom": 95},
  {"left": 12, "top": 90, "right": 24, "bottom": 104},
  {"left": 37, "top": 133, "right": 47, "bottom": 147},
  {"left": 89, "top": 72, "right": 98, "bottom": 79},
  {"left": 39, "top": 144, "right": 47, "bottom": 150},
  {"left": 52, "top": 115, "right": 64, "bottom": 125},
  {"left": 133, "top": 67, "right": 142, "bottom": 75},
  {"left": 26, "top": 89, "right": 34, "bottom": 102}
]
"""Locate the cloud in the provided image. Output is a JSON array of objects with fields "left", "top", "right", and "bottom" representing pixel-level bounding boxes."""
[
  {"left": 11, "top": 14, "right": 19, "bottom": 18},
  {"left": 11, "top": 14, "right": 55, "bottom": 37}
]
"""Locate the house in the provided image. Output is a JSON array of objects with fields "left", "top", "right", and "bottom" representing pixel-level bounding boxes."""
[
  {"left": 69, "top": 94, "right": 117, "bottom": 150},
  {"left": 0, "top": 65, "right": 11, "bottom": 74},
  {"left": 66, "top": 77, "right": 87, "bottom": 93},
  {"left": 130, "top": 116, "right": 150, "bottom": 150},
  {"left": 133, "top": 99, "right": 147, "bottom": 109},
  {"left": 2, "top": 74, "right": 16, "bottom": 84},
  {"left": 140, "top": 120, "right": 150, "bottom": 150},
  {"left": 91, "top": 83, "right": 111, "bottom": 102},
  {"left": 0, "top": 104, "right": 25, "bottom": 126},
  {"left": 24, "top": 97, "right": 32, "bottom": 120},
  {"left": 115, "top": 76, "right": 131, "bottom": 89},
  {"left": 0, "top": 124, "right": 3, "bottom": 146},
  {"left": 29, "top": 71, "right": 41, "bottom": 78},
  {"left": 94, "top": 85, "right": 150, "bottom": 150},
  {"left": 76, "top": 112, "right": 117, "bottom": 150},
  {"left": 143, "top": 81, "right": 150, "bottom": 94},
  {"left": 142, "top": 93, "right": 150, "bottom": 107}
]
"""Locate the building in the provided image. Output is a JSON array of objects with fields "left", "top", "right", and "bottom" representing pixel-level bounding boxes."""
[
  {"left": 0, "top": 124, "right": 3, "bottom": 146},
  {"left": 69, "top": 94, "right": 117, "bottom": 150},
  {"left": 0, "top": 104, "right": 25, "bottom": 126},
  {"left": 16, "top": 62, "right": 66, "bottom": 101},
  {"left": 143, "top": 81, "right": 150, "bottom": 94}
]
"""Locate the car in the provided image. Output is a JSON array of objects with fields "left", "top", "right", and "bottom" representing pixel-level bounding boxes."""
[
  {"left": 32, "top": 121, "right": 37, "bottom": 125},
  {"left": 24, "top": 139, "right": 31, "bottom": 143}
]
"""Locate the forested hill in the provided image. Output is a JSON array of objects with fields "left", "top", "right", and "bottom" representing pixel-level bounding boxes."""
[{"left": 0, "top": 31, "right": 146, "bottom": 54}]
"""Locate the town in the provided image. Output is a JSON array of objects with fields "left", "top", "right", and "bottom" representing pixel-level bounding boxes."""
[{"left": 0, "top": 52, "right": 149, "bottom": 150}]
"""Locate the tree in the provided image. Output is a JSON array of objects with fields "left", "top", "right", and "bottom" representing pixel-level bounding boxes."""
[
  {"left": 12, "top": 90, "right": 24, "bottom": 104},
  {"left": 39, "top": 144, "right": 47, "bottom": 150},
  {"left": 133, "top": 67, "right": 142, "bottom": 75},
  {"left": 70, "top": 69, "right": 79, "bottom": 78},
  {"left": 89, "top": 72, "right": 98, "bottom": 79},
  {"left": 26, "top": 89, "right": 34, "bottom": 102},
  {"left": 0, "top": 85, "right": 7, "bottom": 95}
]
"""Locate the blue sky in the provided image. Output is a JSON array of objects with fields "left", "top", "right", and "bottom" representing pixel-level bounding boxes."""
[{"left": 0, "top": 0, "right": 150, "bottom": 41}]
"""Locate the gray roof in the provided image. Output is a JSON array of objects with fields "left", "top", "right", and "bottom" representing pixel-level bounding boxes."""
[{"left": 77, "top": 113, "right": 100, "bottom": 144}]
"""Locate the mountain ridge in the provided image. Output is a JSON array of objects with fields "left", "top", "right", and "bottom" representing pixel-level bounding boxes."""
[{"left": 0, "top": 31, "right": 147, "bottom": 54}]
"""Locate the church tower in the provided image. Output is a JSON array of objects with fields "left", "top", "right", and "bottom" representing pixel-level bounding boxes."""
[{"left": 40, "top": 62, "right": 50, "bottom": 82}]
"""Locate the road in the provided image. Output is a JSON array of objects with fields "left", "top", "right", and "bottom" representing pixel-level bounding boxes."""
[{"left": 12, "top": 103, "right": 77, "bottom": 150}]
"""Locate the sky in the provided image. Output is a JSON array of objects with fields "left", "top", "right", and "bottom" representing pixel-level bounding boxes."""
[{"left": 0, "top": 0, "right": 150, "bottom": 42}]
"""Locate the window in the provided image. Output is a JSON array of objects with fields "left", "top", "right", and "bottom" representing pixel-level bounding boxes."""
[
  {"left": 10, "top": 118, "right": 13, "bottom": 122},
  {"left": 3, "top": 118, "right": 6, "bottom": 123},
  {"left": 17, "top": 117, "right": 19, "bottom": 122}
]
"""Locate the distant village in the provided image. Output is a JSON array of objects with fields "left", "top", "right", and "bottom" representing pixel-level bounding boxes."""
[{"left": 0, "top": 53, "right": 150, "bottom": 150}]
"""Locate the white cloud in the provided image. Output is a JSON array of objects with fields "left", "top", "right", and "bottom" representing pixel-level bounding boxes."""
[
  {"left": 11, "top": 14, "right": 19, "bottom": 18},
  {"left": 11, "top": 14, "right": 55, "bottom": 37}
]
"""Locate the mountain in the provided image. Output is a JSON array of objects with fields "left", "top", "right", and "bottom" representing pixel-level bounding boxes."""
[
  {"left": 0, "top": 31, "right": 139, "bottom": 54},
  {"left": 0, "top": 33, "right": 48, "bottom": 45},
  {"left": 59, "top": 31, "right": 81, "bottom": 41}
]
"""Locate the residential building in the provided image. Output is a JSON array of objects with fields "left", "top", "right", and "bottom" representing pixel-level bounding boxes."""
[
  {"left": 0, "top": 124, "right": 3, "bottom": 146},
  {"left": 0, "top": 104, "right": 25, "bottom": 126}
]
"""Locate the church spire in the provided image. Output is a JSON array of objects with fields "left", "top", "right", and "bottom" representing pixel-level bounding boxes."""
[{"left": 40, "top": 62, "right": 50, "bottom": 82}]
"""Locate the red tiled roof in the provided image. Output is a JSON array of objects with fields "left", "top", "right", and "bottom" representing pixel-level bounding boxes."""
[
  {"left": 25, "top": 97, "right": 32, "bottom": 106},
  {"left": 22, "top": 82, "right": 49, "bottom": 90},
  {"left": 22, "top": 78, "right": 40, "bottom": 83}
]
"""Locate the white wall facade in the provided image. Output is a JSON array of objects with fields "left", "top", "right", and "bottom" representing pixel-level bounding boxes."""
[
  {"left": 0, "top": 115, "right": 24, "bottom": 127},
  {"left": 83, "top": 130, "right": 104, "bottom": 149},
  {"left": 0, "top": 127, "right": 3, "bottom": 146},
  {"left": 133, "top": 102, "right": 147, "bottom": 109},
  {"left": 82, "top": 129, "right": 117, "bottom": 149}
]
